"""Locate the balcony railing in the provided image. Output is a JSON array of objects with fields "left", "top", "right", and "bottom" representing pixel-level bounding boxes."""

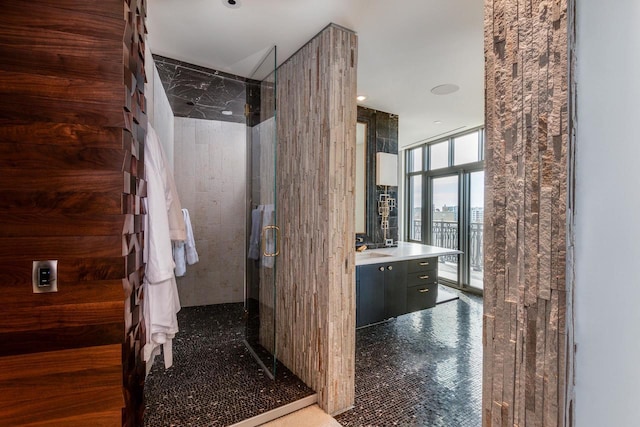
[{"left": 410, "top": 220, "right": 484, "bottom": 270}]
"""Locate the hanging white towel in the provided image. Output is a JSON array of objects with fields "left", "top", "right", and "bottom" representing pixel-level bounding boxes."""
[
  {"left": 247, "top": 206, "right": 263, "bottom": 260},
  {"left": 173, "top": 241, "right": 186, "bottom": 277},
  {"left": 173, "top": 209, "right": 199, "bottom": 277},
  {"left": 262, "top": 204, "right": 275, "bottom": 269},
  {"left": 183, "top": 208, "right": 198, "bottom": 265},
  {"left": 143, "top": 124, "right": 182, "bottom": 371}
]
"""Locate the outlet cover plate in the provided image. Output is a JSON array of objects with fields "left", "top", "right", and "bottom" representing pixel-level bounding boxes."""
[{"left": 32, "top": 260, "right": 58, "bottom": 293}]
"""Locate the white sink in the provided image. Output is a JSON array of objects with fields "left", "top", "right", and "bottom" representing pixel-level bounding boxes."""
[{"left": 355, "top": 251, "right": 392, "bottom": 259}]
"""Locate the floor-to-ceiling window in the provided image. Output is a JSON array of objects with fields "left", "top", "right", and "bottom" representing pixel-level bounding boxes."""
[{"left": 405, "top": 128, "right": 484, "bottom": 292}]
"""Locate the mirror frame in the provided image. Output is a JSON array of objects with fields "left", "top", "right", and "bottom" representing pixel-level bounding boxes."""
[
  {"left": 355, "top": 122, "right": 367, "bottom": 234},
  {"left": 355, "top": 114, "right": 377, "bottom": 244}
]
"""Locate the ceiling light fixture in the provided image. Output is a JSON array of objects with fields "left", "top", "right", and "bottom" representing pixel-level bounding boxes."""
[
  {"left": 430, "top": 84, "right": 460, "bottom": 95},
  {"left": 222, "top": 0, "right": 240, "bottom": 9},
  {"left": 356, "top": 95, "right": 367, "bottom": 102},
  {"left": 434, "top": 120, "right": 442, "bottom": 125},
  {"left": 221, "top": 110, "right": 233, "bottom": 115}
]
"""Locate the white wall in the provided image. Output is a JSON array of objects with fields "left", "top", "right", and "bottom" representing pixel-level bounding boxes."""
[
  {"left": 174, "top": 117, "right": 247, "bottom": 306},
  {"left": 575, "top": 1, "right": 640, "bottom": 425}
]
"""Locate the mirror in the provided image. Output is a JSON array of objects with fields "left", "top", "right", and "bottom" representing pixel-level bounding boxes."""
[{"left": 355, "top": 122, "right": 367, "bottom": 234}]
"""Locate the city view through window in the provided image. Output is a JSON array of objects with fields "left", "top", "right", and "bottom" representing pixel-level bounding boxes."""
[{"left": 406, "top": 129, "right": 484, "bottom": 290}]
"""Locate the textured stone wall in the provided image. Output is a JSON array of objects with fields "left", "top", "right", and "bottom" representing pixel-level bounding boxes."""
[
  {"left": 483, "top": 0, "right": 573, "bottom": 426},
  {"left": 276, "top": 24, "right": 358, "bottom": 415}
]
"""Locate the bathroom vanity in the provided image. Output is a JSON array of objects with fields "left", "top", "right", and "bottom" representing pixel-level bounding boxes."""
[{"left": 355, "top": 242, "right": 460, "bottom": 328}]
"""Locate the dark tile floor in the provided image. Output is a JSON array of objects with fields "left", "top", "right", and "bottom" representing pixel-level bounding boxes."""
[
  {"left": 336, "top": 289, "right": 483, "bottom": 427},
  {"left": 143, "top": 303, "right": 315, "bottom": 427},
  {"left": 144, "top": 290, "right": 482, "bottom": 427}
]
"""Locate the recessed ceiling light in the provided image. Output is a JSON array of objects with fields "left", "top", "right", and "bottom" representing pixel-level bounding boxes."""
[
  {"left": 434, "top": 120, "right": 442, "bottom": 125},
  {"left": 221, "top": 110, "right": 233, "bottom": 116},
  {"left": 356, "top": 95, "right": 367, "bottom": 102},
  {"left": 430, "top": 84, "right": 460, "bottom": 95},
  {"left": 222, "top": 0, "right": 240, "bottom": 9}
]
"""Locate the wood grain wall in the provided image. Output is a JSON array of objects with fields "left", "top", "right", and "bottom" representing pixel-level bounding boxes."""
[
  {"left": 276, "top": 24, "right": 358, "bottom": 415},
  {"left": 0, "top": 1, "right": 147, "bottom": 425},
  {"left": 483, "top": 0, "right": 574, "bottom": 426}
]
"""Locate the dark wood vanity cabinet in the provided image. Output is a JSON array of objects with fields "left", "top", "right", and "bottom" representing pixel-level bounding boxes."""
[
  {"left": 405, "top": 258, "right": 438, "bottom": 313},
  {"left": 356, "top": 264, "right": 386, "bottom": 327},
  {"left": 384, "top": 262, "right": 408, "bottom": 318},
  {"left": 356, "top": 257, "right": 438, "bottom": 328}
]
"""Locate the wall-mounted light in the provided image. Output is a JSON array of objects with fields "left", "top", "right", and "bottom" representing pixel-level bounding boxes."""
[
  {"left": 376, "top": 152, "right": 398, "bottom": 186},
  {"left": 376, "top": 152, "right": 398, "bottom": 246}
]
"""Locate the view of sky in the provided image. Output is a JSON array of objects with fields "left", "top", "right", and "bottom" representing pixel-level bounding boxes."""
[{"left": 412, "top": 171, "right": 484, "bottom": 211}]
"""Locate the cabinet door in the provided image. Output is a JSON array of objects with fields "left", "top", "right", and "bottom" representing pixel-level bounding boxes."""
[
  {"left": 357, "top": 264, "right": 386, "bottom": 327},
  {"left": 384, "top": 261, "right": 408, "bottom": 318},
  {"left": 356, "top": 279, "right": 362, "bottom": 327}
]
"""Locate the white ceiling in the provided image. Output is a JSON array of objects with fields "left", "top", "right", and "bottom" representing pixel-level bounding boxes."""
[{"left": 147, "top": 0, "right": 484, "bottom": 148}]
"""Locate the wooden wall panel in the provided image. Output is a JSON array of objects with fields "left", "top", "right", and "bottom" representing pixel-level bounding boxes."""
[
  {"left": 0, "top": 0, "right": 147, "bottom": 425},
  {"left": 275, "top": 24, "right": 357, "bottom": 415},
  {"left": 483, "top": 1, "right": 574, "bottom": 426},
  {"left": 122, "top": 0, "right": 148, "bottom": 425}
]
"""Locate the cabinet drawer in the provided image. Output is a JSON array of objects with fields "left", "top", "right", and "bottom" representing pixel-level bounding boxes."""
[
  {"left": 406, "top": 270, "right": 438, "bottom": 287},
  {"left": 407, "top": 257, "right": 437, "bottom": 273},
  {"left": 406, "top": 283, "right": 438, "bottom": 313}
]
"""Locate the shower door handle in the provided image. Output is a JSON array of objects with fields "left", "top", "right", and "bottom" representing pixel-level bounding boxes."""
[{"left": 262, "top": 225, "right": 281, "bottom": 257}]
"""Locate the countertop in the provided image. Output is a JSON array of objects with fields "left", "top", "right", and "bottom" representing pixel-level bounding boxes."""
[{"left": 355, "top": 241, "right": 461, "bottom": 266}]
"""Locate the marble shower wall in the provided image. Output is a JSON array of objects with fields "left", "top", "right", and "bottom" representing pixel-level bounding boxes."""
[
  {"left": 153, "top": 54, "right": 260, "bottom": 124},
  {"left": 174, "top": 117, "right": 246, "bottom": 307},
  {"left": 357, "top": 106, "right": 399, "bottom": 246}
]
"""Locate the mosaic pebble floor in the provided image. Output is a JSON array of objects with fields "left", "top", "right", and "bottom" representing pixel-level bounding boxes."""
[
  {"left": 144, "top": 303, "right": 315, "bottom": 427},
  {"left": 145, "top": 290, "right": 482, "bottom": 427},
  {"left": 336, "top": 289, "right": 483, "bottom": 427}
]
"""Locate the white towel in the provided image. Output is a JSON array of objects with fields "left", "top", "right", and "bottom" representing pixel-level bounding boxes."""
[
  {"left": 248, "top": 206, "right": 263, "bottom": 260},
  {"left": 183, "top": 209, "right": 199, "bottom": 265},
  {"left": 262, "top": 204, "right": 275, "bottom": 269},
  {"left": 173, "top": 209, "right": 198, "bottom": 277},
  {"left": 173, "top": 241, "right": 186, "bottom": 277}
]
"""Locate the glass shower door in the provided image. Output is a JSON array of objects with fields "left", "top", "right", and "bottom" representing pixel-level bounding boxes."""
[{"left": 245, "top": 47, "right": 278, "bottom": 378}]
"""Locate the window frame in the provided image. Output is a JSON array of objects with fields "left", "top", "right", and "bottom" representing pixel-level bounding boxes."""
[{"left": 404, "top": 127, "right": 485, "bottom": 291}]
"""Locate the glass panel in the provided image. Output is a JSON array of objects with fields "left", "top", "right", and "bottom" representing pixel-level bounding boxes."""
[
  {"left": 409, "top": 175, "right": 422, "bottom": 241},
  {"left": 245, "top": 46, "right": 278, "bottom": 378},
  {"left": 469, "top": 171, "right": 484, "bottom": 290},
  {"left": 454, "top": 132, "right": 479, "bottom": 166},
  {"left": 432, "top": 175, "right": 459, "bottom": 282},
  {"left": 430, "top": 141, "right": 449, "bottom": 170},
  {"left": 408, "top": 147, "right": 423, "bottom": 172}
]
